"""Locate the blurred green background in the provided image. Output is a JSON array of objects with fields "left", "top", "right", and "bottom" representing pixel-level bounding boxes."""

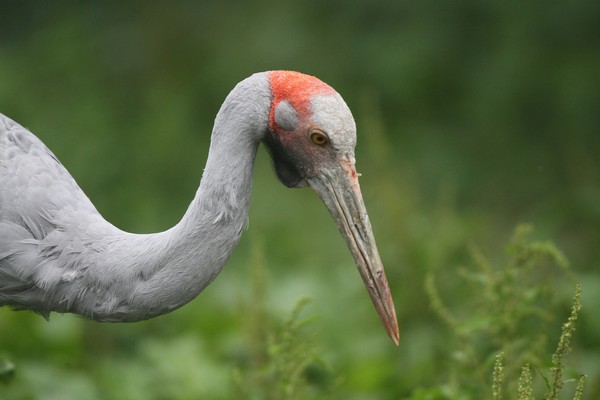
[{"left": 1, "top": 1, "right": 598, "bottom": 399}]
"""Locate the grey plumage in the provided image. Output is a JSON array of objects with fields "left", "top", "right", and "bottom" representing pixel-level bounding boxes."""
[
  {"left": 0, "top": 73, "right": 270, "bottom": 321},
  {"left": 0, "top": 71, "right": 400, "bottom": 344}
]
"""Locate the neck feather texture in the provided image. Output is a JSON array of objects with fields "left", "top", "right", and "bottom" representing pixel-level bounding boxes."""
[{"left": 52, "top": 73, "right": 271, "bottom": 321}]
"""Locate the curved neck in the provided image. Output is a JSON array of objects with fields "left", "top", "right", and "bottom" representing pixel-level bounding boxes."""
[
  {"left": 77, "top": 73, "right": 272, "bottom": 321},
  {"left": 178, "top": 72, "right": 271, "bottom": 233},
  {"left": 144, "top": 72, "right": 272, "bottom": 311}
]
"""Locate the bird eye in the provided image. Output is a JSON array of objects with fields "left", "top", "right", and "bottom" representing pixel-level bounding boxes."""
[{"left": 310, "top": 129, "right": 329, "bottom": 146}]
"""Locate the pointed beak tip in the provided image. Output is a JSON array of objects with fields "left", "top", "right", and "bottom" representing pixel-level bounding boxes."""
[
  {"left": 308, "top": 169, "right": 400, "bottom": 346},
  {"left": 381, "top": 301, "right": 400, "bottom": 346},
  {"left": 390, "top": 326, "right": 400, "bottom": 346}
]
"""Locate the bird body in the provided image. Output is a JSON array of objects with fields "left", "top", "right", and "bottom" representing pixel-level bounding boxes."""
[{"left": 0, "top": 71, "right": 400, "bottom": 344}]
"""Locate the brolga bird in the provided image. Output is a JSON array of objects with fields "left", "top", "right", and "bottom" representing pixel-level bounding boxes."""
[{"left": 0, "top": 71, "right": 399, "bottom": 345}]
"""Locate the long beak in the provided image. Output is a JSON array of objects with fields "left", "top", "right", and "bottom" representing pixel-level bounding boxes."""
[{"left": 307, "top": 162, "right": 400, "bottom": 345}]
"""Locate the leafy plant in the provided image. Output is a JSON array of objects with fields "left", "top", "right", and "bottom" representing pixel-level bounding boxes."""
[
  {"left": 492, "top": 285, "right": 585, "bottom": 399},
  {"left": 232, "top": 240, "right": 338, "bottom": 400},
  {"left": 425, "top": 224, "right": 585, "bottom": 399}
]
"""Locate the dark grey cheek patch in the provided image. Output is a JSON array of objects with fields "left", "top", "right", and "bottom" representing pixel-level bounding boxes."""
[{"left": 274, "top": 100, "right": 299, "bottom": 131}]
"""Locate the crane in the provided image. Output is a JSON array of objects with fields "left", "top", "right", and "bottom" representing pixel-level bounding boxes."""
[{"left": 0, "top": 71, "right": 399, "bottom": 345}]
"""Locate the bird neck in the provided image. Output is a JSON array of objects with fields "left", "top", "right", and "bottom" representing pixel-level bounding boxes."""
[
  {"left": 2, "top": 74, "right": 274, "bottom": 322},
  {"left": 136, "top": 73, "right": 273, "bottom": 309},
  {"left": 178, "top": 72, "right": 271, "bottom": 236},
  {"left": 85, "top": 74, "right": 272, "bottom": 321}
]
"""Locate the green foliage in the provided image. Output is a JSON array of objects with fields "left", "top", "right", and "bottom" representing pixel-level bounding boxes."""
[
  {"left": 233, "top": 242, "right": 338, "bottom": 400},
  {"left": 233, "top": 297, "right": 333, "bottom": 400},
  {"left": 492, "top": 352, "right": 504, "bottom": 400},
  {"left": 425, "top": 226, "right": 586, "bottom": 399},
  {"left": 1, "top": 1, "right": 599, "bottom": 398},
  {"left": 493, "top": 285, "right": 585, "bottom": 400},
  {"left": 544, "top": 285, "right": 583, "bottom": 400},
  {"left": 517, "top": 364, "right": 534, "bottom": 400},
  {"left": 573, "top": 375, "right": 586, "bottom": 400}
]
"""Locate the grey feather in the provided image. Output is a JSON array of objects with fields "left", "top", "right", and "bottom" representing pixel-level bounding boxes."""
[
  {"left": 0, "top": 72, "right": 271, "bottom": 321},
  {"left": 274, "top": 100, "right": 299, "bottom": 131}
]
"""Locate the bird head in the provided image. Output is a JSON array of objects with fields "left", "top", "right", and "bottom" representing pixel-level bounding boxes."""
[{"left": 263, "top": 71, "right": 400, "bottom": 345}]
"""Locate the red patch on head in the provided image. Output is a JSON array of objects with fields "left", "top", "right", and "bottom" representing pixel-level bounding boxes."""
[{"left": 268, "top": 71, "right": 336, "bottom": 131}]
